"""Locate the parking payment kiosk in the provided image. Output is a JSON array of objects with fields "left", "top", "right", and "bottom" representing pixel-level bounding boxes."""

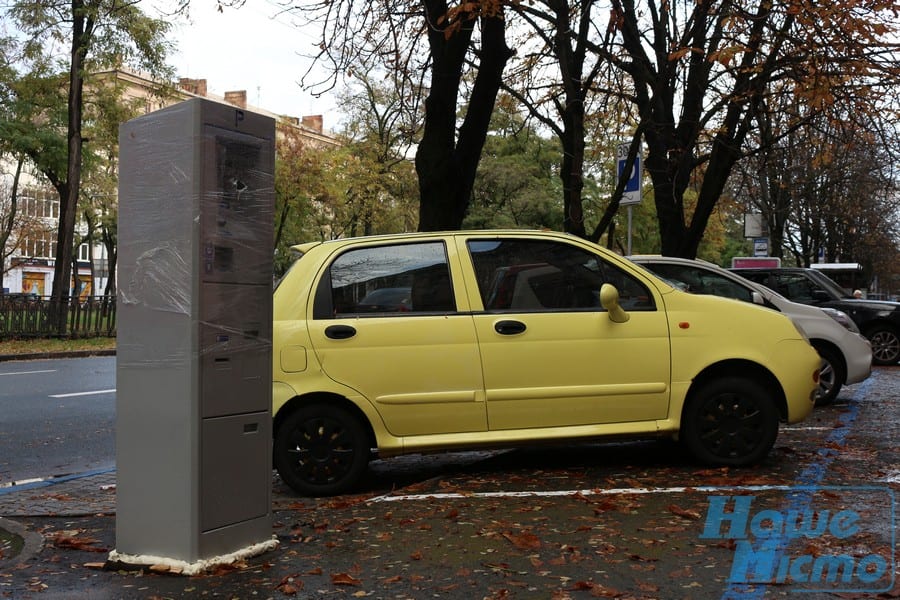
[{"left": 113, "top": 98, "right": 276, "bottom": 569}]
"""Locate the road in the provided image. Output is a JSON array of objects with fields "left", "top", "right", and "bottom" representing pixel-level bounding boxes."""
[{"left": 0, "top": 356, "right": 115, "bottom": 484}]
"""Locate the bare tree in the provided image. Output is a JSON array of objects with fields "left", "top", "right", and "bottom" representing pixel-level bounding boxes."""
[{"left": 588, "top": 0, "right": 900, "bottom": 257}]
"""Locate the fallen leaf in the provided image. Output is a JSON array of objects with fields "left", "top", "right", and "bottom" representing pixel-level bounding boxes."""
[
  {"left": 275, "top": 573, "right": 304, "bottom": 595},
  {"left": 502, "top": 531, "right": 541, "bottom": 550},
  {"left": 331, "top": 572, "right": 362, "bottom": 586},
  {"left": 52, "top": 534, "right": 108, "bottom": 553},
  {"left": 667, "top": 504, "right": 701, "bottom": 520},
  {"left": 627, "top": 553, "right": 658, "bottom": 562}
]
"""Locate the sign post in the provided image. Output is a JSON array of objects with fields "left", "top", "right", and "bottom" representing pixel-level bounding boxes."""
[{"left": 616, "top": 143, "right": 642, "bottom": 255}]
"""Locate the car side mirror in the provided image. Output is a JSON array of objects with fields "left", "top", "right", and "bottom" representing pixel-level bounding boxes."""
[
  {"left": 751, "top": 291, "right": 765, "bottom": 305},
  {"left": 600, "top": 283, "right": 630, "bottom": 323},
  {"left": 812, "top": 290, "right": 830, "bottom": 302}
]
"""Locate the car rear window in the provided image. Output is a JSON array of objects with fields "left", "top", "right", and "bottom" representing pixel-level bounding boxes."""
[{"left": 317, "top": 242, "right": 456, "bottom": 317}]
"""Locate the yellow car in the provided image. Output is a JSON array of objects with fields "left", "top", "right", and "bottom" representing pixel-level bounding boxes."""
[{"left": 273, "top": 230, "right": 819, "bottom": 495}]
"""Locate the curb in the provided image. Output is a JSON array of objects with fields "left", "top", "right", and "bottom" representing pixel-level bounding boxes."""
[
  {"left": 0, "top": 517, "right": 44, "bottom": 565},
  {"left": 0, "top": 349, "right": 116, "bottom": 362}
]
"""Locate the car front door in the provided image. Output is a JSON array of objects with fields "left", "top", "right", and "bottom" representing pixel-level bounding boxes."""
[
  {"left": 306, "top": 239, "right": 487, "bottom": 438},
  {"left": 461, "top": 236, "right": 671, "bottom": 431}
]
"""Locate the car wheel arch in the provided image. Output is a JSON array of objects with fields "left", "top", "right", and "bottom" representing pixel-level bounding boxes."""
[
  {"left": 273, "top": 392, "right": 378, "bottom": 451},
  {"left": 809, "top": 339, "right": 846, "bottom": 405},
  {"left": 685, "top": 359, "right": 787, "bottom": 422},
  {"left": 809, "top": 339, "right": 846, "bottom": 371}
]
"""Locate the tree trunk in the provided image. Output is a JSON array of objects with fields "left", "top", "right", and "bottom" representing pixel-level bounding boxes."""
[
  {"left": 416, "top": 2, "right": 511, "bottom": 231},
  {"left": 560, "top": 102, "right": 586, "bottom": 238},
  {"left": 50, "top": 5, "right": 91, "bottom": 335}
]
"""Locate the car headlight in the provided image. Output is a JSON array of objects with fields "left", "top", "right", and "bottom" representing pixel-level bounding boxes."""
[{"left": 821, "top": 308, "right": 860, "bottom": 333}]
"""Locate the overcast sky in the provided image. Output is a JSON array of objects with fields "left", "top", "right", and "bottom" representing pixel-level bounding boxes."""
[{"left": 157, "top": 0, "right": 340, "bottom": 129}]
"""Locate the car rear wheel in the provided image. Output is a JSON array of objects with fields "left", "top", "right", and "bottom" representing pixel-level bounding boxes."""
[
  {"left": 812, "top": 344, "right": 844, "bottom": 406},
  {"left": 274, "top": 404, "right": 370, "bottom": 496},
  {"left": 867, "top": 326, "right": 900, "bottom": 366},
  {"left": 681, "top": 377, "right": 779, "bottom": 466}
]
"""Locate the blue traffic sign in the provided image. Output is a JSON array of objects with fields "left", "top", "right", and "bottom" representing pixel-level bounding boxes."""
[{"left": 617, "top": 157, "right": 641, "bottom": 192}]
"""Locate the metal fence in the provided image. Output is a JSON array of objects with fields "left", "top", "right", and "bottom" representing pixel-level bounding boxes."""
[{"left": 0, "top": 295, "right": 117, "bottom": 339}]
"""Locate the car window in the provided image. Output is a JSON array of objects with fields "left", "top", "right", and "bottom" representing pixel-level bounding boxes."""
[
  {"left": 770, "top": 273, "right": 820, "bottom": 304},
  {"left": 318, "top": 242, "right": 455, "bottom": 317},
  {"left": 806, "top": 270, "right": 851, "bottom": 299},
  {"left": 645, "top": 264, "right": 753, "bottom": 302},
  {"left": 467, "top": 239, "right": 654, "bottom": 312}
]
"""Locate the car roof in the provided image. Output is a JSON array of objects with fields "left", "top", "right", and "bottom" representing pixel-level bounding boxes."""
[
  {"left": 629, "top": 255, "right": 786, "bottom": 300},
  {"left": 290, "top": 229, "right": 590, "bottom": 255}
]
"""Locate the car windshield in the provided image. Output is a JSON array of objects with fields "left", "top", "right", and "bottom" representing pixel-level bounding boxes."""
[{"left": 806, "top": 269, "right": 854, "bottom": 299}]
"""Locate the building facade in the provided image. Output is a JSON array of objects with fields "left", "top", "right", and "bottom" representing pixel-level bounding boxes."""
[{"left": 1, "top": 68, "right": 338, "bottom": 297}]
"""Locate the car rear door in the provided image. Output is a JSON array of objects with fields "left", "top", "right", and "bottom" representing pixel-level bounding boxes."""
[
  {"left": 306, "top": 238, "right": 487, "bottom": 437},
  {"left": 459, "top": 235, "right": 671, "bottom": 431}
]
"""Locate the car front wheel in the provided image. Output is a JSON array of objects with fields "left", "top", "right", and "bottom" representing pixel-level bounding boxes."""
[
  {"left": 274, "top": 404, "right": 370, "bottom": 496},
  {"left": 867, "top": 326, "right": 900, "bottom": 366},
  {"left": 681, "top": 377, "right": 779, "bottom": 466}
]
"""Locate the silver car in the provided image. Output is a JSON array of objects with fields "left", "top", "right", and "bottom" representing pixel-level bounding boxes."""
[{"left": 630, "top": 255, "right": 872, "bottom": 404}]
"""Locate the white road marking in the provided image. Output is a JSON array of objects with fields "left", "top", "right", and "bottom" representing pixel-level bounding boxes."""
[
  {"left": 781, "top": 426, "right": 834, "bottom": 431},
  {"left": 0, "top": 477, "right": 44, "bottom": 489},
  {"left": 49, "top": 389, "right": 116, "bottom": 398},
  {"left": 0, "top": 369, "right": 57, "bottom": 376},
  {"left": 370, "top": 484, "right": 797, "bottom": 503}
]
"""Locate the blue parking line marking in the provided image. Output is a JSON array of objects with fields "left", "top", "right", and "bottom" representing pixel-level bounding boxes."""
[
  {"left": 0, "top": 467, "right": 115, "bottom": 496},
  {"left": 719, "top": 372, "right": 879, "bottom": 599}
]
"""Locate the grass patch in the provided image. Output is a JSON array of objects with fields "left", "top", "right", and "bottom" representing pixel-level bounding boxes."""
[{"left": 0, "top": 336, "right": 116, "bottom": 357}]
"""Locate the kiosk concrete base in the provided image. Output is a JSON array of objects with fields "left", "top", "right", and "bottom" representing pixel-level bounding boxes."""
[{"left": 107, "top": 537, "right": 279, "bottom": 576}]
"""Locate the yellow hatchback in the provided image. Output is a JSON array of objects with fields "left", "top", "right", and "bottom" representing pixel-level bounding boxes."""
[{"left": 272, "top": 230, "right": 819, "bottom": 495}]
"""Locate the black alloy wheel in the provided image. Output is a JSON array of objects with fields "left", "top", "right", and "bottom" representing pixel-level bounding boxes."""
[
  {"left": 274, "top": 404, "right": 369, "bottom": 496},
  {"left": 868, "top": 326, "right": 900, "bottom": 366},
  {"left": 681, "top": 376, "right": 779, "bottom": 466}
]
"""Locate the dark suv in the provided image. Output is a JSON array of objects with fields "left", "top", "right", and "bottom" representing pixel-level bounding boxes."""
[{"left": 731, "top": 267, "right": 900, "bottom": 365}]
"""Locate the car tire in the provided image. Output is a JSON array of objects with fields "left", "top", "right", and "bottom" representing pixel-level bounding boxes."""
[
  {"left": 812, "top": 344, "right": 844, "bottom": 406},
  {"left": 866, "top": 325, "right": 900, "bottom": 366},
  {"left": 274, "top": 404, "right": 370, "bottom": 496},
  {"left": 681, "top": 377, "right": 779, "bottom": 466}
]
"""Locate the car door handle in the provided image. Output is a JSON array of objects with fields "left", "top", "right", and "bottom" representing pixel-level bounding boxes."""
[
  {"left": 325, "top": 325, "right": 357, "bottom": 340},
  {"left": 494, "top": 320, "right": 526, "bottom": 335}
]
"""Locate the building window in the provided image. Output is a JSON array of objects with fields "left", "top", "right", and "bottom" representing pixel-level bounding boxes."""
[{"left": 19, "top": 231, "right": 56, "bottom": 259}]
